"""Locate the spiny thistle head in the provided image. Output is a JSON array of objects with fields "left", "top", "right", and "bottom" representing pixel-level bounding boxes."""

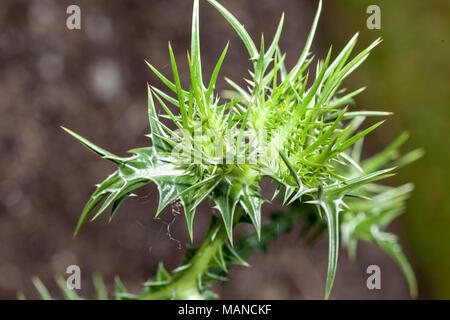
[{"left": 63, "top": 0, "right": 420, "bottom": 299}]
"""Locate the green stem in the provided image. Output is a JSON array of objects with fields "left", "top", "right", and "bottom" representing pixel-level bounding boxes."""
[{"left": 138, "top": 213, "right": 235, "bottom": 300}]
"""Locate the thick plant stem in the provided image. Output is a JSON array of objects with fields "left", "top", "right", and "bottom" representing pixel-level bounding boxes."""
[{"left": 138, "top": 211, "right": 239, "bottom": 300}]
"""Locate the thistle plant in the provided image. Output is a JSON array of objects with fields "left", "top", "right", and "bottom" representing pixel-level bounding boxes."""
[{"left": 34, "top": 0, "right": 421, "bottom": 300}]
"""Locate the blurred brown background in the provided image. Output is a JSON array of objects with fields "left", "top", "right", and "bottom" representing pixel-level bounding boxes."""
[{"left": 0, "top": 0, "right": 448, "bottom": 299}]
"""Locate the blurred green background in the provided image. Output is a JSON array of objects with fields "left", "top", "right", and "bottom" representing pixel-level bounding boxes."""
[{"left": 325, "top": 0, "right": 450, "bottom": 298}]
